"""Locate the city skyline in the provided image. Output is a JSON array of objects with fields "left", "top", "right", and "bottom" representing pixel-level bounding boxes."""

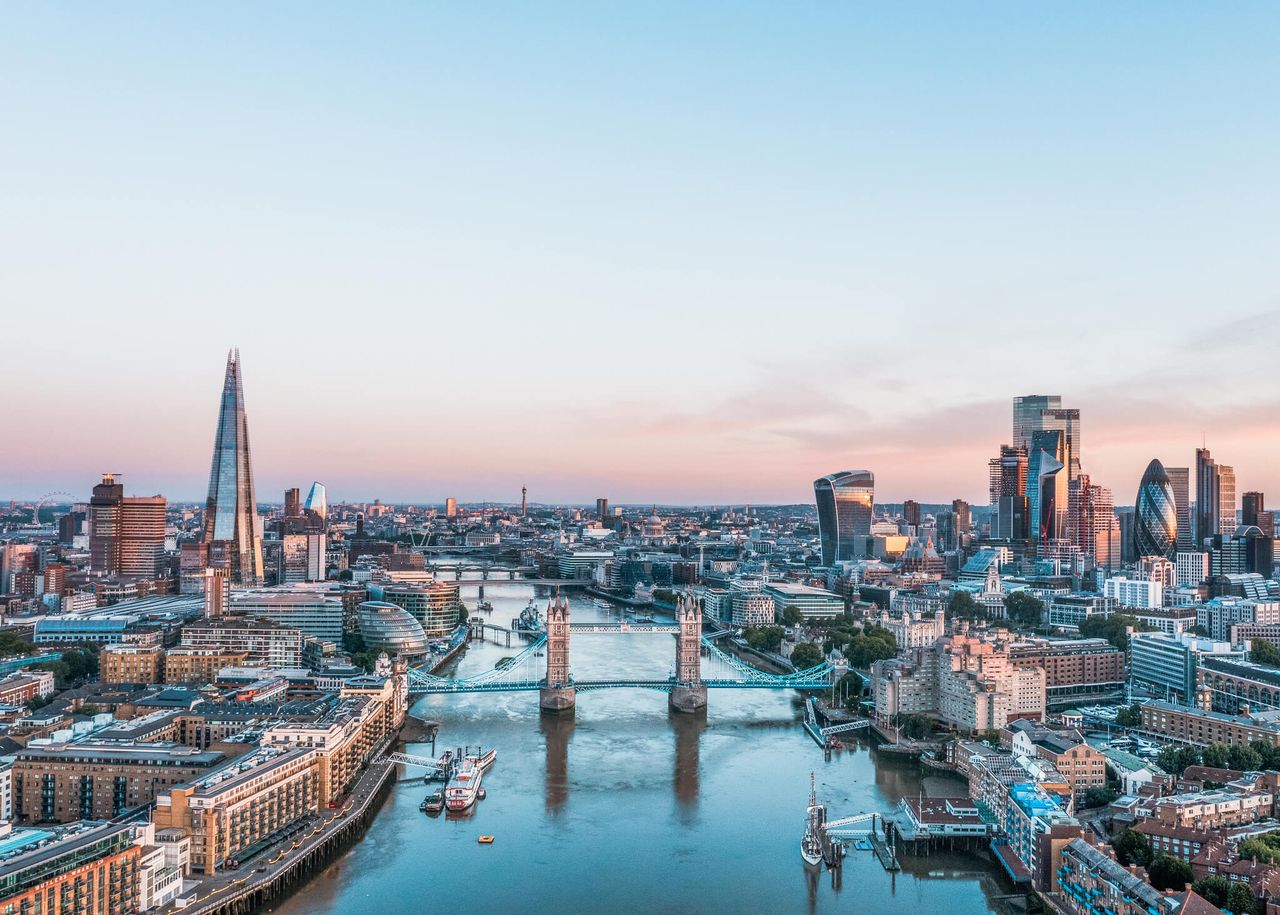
[{"left": 3, "top": 4, "right": 1279, "bottom": 503}]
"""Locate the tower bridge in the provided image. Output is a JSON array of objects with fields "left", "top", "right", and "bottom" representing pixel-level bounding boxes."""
[{"left": 409, "top": 593, "right": 841, "bottom": 714}]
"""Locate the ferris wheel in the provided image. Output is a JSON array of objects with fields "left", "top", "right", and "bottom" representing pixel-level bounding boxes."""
[{"left": 31, "top": 491, "right": 75, "bottom": 526}]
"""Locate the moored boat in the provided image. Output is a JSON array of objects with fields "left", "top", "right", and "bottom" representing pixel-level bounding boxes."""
[
  {"left": 802, "top": 773, "right": 825, "bottom": 868},
  {"left": 445, "top": 759, "right": 484, "bottom": 811},
  {"left": 421, "top": 790, "right": 444, "bottom": 813}
]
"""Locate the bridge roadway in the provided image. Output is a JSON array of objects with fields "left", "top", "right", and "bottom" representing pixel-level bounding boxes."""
[{"left": 455, "top": 578, "right": 587, "bottom": 587}]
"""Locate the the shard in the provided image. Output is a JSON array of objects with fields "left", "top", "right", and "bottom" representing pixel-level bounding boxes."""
[{"left": 202, "top": 349, "right": 264, "bottom": 585}]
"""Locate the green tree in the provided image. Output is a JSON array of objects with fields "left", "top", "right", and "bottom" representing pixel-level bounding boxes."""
[
  {"left": 782, "top": 606, "right": 804, "bottom": 627},
  {"left": 1238, "top": 836, "right": 1280, "bottom": 865},
  {"left": 1113, "top": 828, "right": 1152, "bottom": 867},
  {"left": 1003, "top": 592, "right": 1045, "bottom": 628},
  {"left": 77, "top": 703, "right": 101, "bottom": 717},
  {"left": 947, "top": 591, "right": 984, "bottom": 620},
  {"left": 1115, "top": 704, "right": 1143, "bottom": 727},
  {"left": 745, "top": 626, "right": 785, "bottom": 653},
  {"left": 1193, "top": 876, "right": 1230, "bottom": 908},
  {"left": 0, "top": 631, "right": 36, "bottom": 657},
  {"left": 843, "top": 629, "right": 897, "bottom": 669},
  {"left": 1080, "top": 786, "right": 1119, "bottom": 809},
  {"left": 895, "top": 714, "right": 932, "bottom": 740},
  {"left": 1227, "top": 743, "right": 1262, "bottom": 772},
  {"left": 790, "top": 643, "right": 825, "bottom": 670},
  {"left": 1157, "top": 745, "right": 1202, "bottom": 777},
  {"left": 1146, "top": 854, "right": 1192, "bottom": 892},
  {"left": 1226, "top": 882, "right": 1259, "bottom": 915},
  {"left": 1079, "top": 613, "right": 1155, "bottom": 651},
  {"left": 1250, "top": 638, "right": 1280, "bottom": 666}
]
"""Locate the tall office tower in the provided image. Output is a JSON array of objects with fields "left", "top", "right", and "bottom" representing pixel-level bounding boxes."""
[
  {"left": 1067, "top": 474, "right": 1113, "bottom": 563},
  {"left": 989, "top": 445, "right": 1028, "bottom": 541},
  {"left": 1042, "top": 408, "right": 1081, "bottom": 481},
  {"left": 902, "top": 500, "right": 921, "bottom": 529},
  {"left": 1243, "top": 492, "right": 1274, "bottom": 537},
  {"left": 303, "top": 481, "right": 327, "bottom": 524},
  {"left": 445, "top": 497, "right": 457, "bottom": 518},
  {"left": 1027, "top": 430, "right": 1065, "bottom": 552},
  {"left": 88, "top": 473, "right": 167, "bottom": 577},
  {"left": 1134, "top": 459, "right": 1177, "bottom": 558},
  {"left": 283, "top": 488, "right": 301, "bottom": 518},
  {"left": 1218, "top": 464, "right": 1237, "bottom": 534},
  {"left": 1012, "top": 395, "right": 1062, "bottom": 452},
  {"left": 1195, "top": 448, "right": 1220, "bottom": 545},
  {"left": 951, "top": 499, "right": 970, "bottom": 536},
  {"left": 1166, "top": 467, "right": 1192, "bottom": 550},
  {"left": 201, "top": 350, "right": 264, "bottom": 586},
  {"left": 596, "top": 498, "right": 609, "bottom": 523},
  {"left": 813, "top": 470, "right": 874, "bottom": 566}
]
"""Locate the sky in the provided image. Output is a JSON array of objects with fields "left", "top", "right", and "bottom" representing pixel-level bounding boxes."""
[{"left": 1, "top": 3, "right": 1278, "bottom": 506}]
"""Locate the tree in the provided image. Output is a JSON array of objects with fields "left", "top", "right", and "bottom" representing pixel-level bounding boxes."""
[
  {"left": 1079, "top": 613, "right": 1155, "bottom": 651},
  {"left": 745, "top": 626, "right": 785, "bottom": 653},
  {"left": 77, "top": 703, "right": 101, "bottom": 717},
  {"left": 1080, "top": 786, "right": 1119, "bottom": 809},
  {"left": 1146, "top": 854, "right": 1192, "bottom": 892},
  {"left": 947, "top": 591, "right": 984, "bottom": 620},
  {"left": 1193, "top": 876, "right": 1230, "bottom": 908},
  {"left": 1227, "top": 743, "right": 1262, "bottom": 772},
  {"left": 1251, "top": 638, "right": 1280, "bottom": 666},
  {"left": 1157, "top": 745, "right": 1202, "bottom": 776},
  {"left": 790, "top": 643, "right": 825, "bottom": 670},
  {"left": 1226, "top": 882, "right": 1259, "bottom": 915},
  {"left": 0, "top": 631, "right": 36, "bottom": 657},
  {"left": 1201, "top": 742, "right": 1230, "bottom": 769},
  {"left": 782, "top": 606, "right": 804, "bottom": 627},
  {"left": 1003, "top": 592, "right": 1045, "bottom": 629},
  {"left": 895, "top": 714, "right": 932, "bottom": 740},
  {"left": 1115, "top": 704, "right": 1143, "bottom": 727},
  {"left": 1113, "top": 828, "right": 1152, "bottom": 867}
]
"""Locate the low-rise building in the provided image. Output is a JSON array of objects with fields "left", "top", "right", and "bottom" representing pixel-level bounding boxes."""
[
  {"left": 1056, "top": 838, "right": 1173, "bottom": 915},
  {"left": 164, "top": 647, "right": 249, "bottom": 684},
  {"left": 1008, "top": 638, "right": 1125, "bottom": 708},
  {"left": 178, "top": 618, "right": 304, "bottom": 668},
  {"left": 1140, "top": 699, "right": 1280, "bottom": 748},
  {"left": 763, "top": 583, "right": 843, "bottom": 621},
  {"left": 0, "top": 821, "right": 142, "bottom": 915},
  {"left": 99, "top": 644, "right": 164, "bottom": 685},
  {"left": 1151, "top": 788, "right": 1273, "bottom": 830},
  {"left": 0, "top": 670, "right": 56, "bottom": 706}
]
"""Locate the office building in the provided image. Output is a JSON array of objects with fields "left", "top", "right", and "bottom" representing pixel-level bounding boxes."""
[
  {"left": 283, "top": 487, "right": 301, "bottom": 518},
  {"left": 990, "top": 445, "right": 1029, "bottom": 542},
  {"left": 1027, "top": 430, "right": 1066, "bottom": 553},
  {"left": 1133, "top": 458, "right": 1177, "bottom": 558},
  {"left": 1129, "top": 633, "right": 1246, "bottom": 704},
  {"left": 763, "top": 583, "right": 843, "bottom": 620},
  {"left": 372, "top": 581, "right": 462, "bottom": 636},
  {"left": 179, "top": 618, "right": 303, "bottom": 668},
  {"left": 1066, "top": 475, "right": 1113, "bottom": 566},
  {"left": 902, "top": 500, "right": 921, "bottom": 529},
  {"left": 357, "top": 601, "right": 430, "bottom": 659},
  {"left": 200, "top": 349, "right": 264, "bottom": 586},
  {"left": 89, "top": 473, "right": 167, "bottom": 577},
  {"left": 1196, "top": 447, "right": 1236, "bottom": 545},
  {"left": 1197, "top": 597, "right": 1280, "bottom": 642},
  {"left": 444, "top": 497, "right": 457, "bottom": 518},
  {"left": 164, "top": 647, "right": 250, "bottom": 683},
  {"left": 1243, "top": 491, "right": 1273, "bottom": 537},
  {"left": 813, "top": 471, "right": 874, "bottom": 565},
  {"left": 1167, "top": 466, "right": 1192, "bottom": 550},
  {"left": 1175, "top": 551, "right": 1210, "bottom": 588},
  {"left": 279, "top": 532, "right": 325, "bottom": 583},
  {"left": 230, "top": 586, "right": 345, "bottom": 642}
]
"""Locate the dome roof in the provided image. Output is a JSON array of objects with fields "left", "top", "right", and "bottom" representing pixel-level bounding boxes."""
[{"left": 357, "top": 600, "right": 430, "bottom": 659}]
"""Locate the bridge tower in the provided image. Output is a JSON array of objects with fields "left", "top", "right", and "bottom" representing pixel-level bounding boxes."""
[
  {"left": 670, "top": 592, "right": 707, "bottom": 713},
  {"left": 540, "top": 592, "right": 576, "bottom": 713}
]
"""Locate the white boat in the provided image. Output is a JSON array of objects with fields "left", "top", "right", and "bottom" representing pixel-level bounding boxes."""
[
  {"left": 802, "top": 773, "right": 824, "bottom": 868},
  {"left": 445, "top": 759, "right": 484, "bottom": 812}
]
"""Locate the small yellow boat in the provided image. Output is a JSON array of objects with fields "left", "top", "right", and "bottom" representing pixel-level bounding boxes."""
[{"left": 477, "top": 835, "right": 495, "bottom": 845}]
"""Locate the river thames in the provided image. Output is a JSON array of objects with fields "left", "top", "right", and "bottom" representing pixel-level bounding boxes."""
[{"left": 276, "top": 586, "right": 1018, "bottom": 914}]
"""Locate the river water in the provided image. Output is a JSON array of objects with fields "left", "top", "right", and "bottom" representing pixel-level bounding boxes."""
[{"left": 275, "top": 585, "right": 1016, "bottom": 914}]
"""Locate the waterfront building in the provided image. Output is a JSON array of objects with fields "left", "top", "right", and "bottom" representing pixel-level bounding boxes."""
[
  {"left": 557, "top": 551, "right": 613, "bottom": 579},
  {"left": 356, "top": 601, "right": 430, "bottom": 660},
  {"left": 1003, "top": 783, "right": 1076, "bottom": 885},
  {"left": 179, "top": 618, "right": 303, "bottom": 668},
  {"left": 1129, "top": 633, "right": 1246, "bottom": 704},
  {"left": 1056, "top": 838, "right": 1170, "bottom": 915},
  {"left": 372, "top": 581, "right": 462, "bottom": 636},
  {"left": 0, "top": 821, "right": 142, "bottom": 915},
  {"left": 1007, "top": 639, "right": 1125, "bottom": 708},
  {"left": 763, "top": 582, "right": 843, "bottom": 621},
  {"left": 813, "top": 471, "right": 874, "bottom": 565},
  {"left": 1103, "top": 576, "right": 1163, "bottom": 610},
  {"left": 1008, "top": 728, "right": 1106, "bottom": 799},
  {"left": 153, "top": 745, "right": 320, "bottom": 875},
  {"left": 89, "top": 473, "right": 167, "bottom": 577},
  {"left": 262, "top": 676, "right": 404, "bottom": 806},
  {"left": 201, "top": 350, "right": 265, "bottom": 586},
  {"left": 1139, "top": 699, "right": 1280, "bottom": 747},
  {"left": 13, "top": 742, "right": 226, "bottom": 823},
  {"left": 1197, "top": 597, "right": 1280, "bottom": 642},
  {"left": 230, "top": 585, "right": 346, "bottom": 641}
]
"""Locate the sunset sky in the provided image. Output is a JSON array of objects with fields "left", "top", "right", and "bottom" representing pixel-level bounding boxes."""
[{"left": 2, "top": 4, "right": 1277, "bottom": 506}]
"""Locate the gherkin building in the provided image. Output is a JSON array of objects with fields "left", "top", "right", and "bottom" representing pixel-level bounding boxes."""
[{"left": 1135, "top": 458, "right": 1177, "bottom": 557}]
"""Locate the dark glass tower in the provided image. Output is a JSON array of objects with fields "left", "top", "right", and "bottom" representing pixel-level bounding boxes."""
[
  {"left": 202, "top": 349, "right": 264, "bottom": 585},
  {"left": 1135, "top": 458, "right": 1177, "bottom": 558},
  {"left": 814, "top": 471, "right": 874, "bottom": 565}
]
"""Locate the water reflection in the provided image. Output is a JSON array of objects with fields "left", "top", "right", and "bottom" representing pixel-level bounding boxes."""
[
  {"left": 671, "top": 708, "right": 705, "bottom": 819},
  {"left": 540, "top": 711, "right": 573, "bottom": 815}
]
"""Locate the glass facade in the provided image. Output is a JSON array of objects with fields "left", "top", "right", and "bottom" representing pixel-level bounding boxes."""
[
  {"left": 1027, "top": 430, "right": 1065, "bottom": 551},
  {"left": 813, "top": 470, "right": 874, "bottom": 566},
  {"left": 202, "top": 350, "right": 264, "bottom": 585},
  {"left": 304, "top": 480, "right": 328, "bottom": 522},
  {"left": 1135, "top": 458, "right": 1177, "bottom": 558},
  {"left": 357, "top": 601, "right": 430, "bottom": 659}
]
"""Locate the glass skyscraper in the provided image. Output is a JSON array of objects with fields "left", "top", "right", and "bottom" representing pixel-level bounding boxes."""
[
  {"left": 202, "top": 349, "right": 264, "bottom": 585},
  {"left": 1135, "top": 458, "right": 1178, "bottom": 558},
  {"left": 814, "top": 470, "right": 874, "bottom": 566}
]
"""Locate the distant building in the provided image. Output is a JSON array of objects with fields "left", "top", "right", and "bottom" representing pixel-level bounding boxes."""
[
  {"left": 763, "top": 583, "right": 843, "bottom": 621},
  {"left": 1134, "top": 458, "right": 1177, "bottom": 558},
  {"left": 89, "top": 473, "right": 167, "bottom": 577},
  {"left": 201, "top": 350, "right": 264, "bottom": 585},
  {"left": 813, "top": 471, "right": 874, "bottom": 565}
]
